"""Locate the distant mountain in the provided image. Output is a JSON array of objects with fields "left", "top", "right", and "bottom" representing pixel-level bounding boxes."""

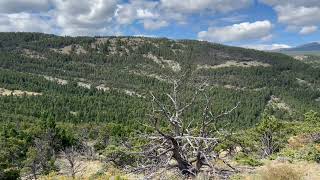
[
  {"left": 277, "top": 42, "right": 320, "bottom": 55},
  {"left": 286, "top": 42, "right": 320, "bottom": 51}
]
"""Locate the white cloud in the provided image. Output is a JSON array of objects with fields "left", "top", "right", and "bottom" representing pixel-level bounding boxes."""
[
  {"left": 115, "top": 4, "right": 136, "bottom": 24},
  {"left": 115, "top": 0, "right": 172, "bottom": 31},
  {"left": 4, "top": 0, "right": 319, "bottom": 39},
  {"left": 0, "top": 0, "right": 120, "bottom": 36},
  {"left": 137, "top": 9, "right": 159, "bottom": 19},
  {"left": 160, "top": 0, "right": 253, "bottom": 13},
  {"left": 260, "top": 0, "right": 320, "bottom": 33},
  {"left": 0, "top": 13, "right": 54, "bottom": 33},
  {"left": 242, "top": 44, "right": 291, "bottom": 51},
  {"left": 52, "top": 0, "right": 118, "bottom": 35},
  {"left": 0, "top": 0, "right": 51, "bottom": 13},
  {"left": 115, "top": 0, "right": 253, "bottom": 31},
  {"left": 198, "top": 20, "right": 272, "bottom": 43},
  {"left": 275, "top": 5, "right": 320, "bottom": 26},
  {"left": 299, "top": 26, "right": 318, "bottom": 35},
  {"left": 0, "top": 0, "right": 255, "bottom": 33},
  {"left": 142, "top": 19, "right": 169, "bottom": 30},
  {"left": 115, "top": 0, "right": 159, "bottom": 25}
]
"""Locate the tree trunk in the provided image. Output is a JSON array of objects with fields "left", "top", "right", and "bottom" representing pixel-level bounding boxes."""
[{"left": 169, "top": 136, "right": 197, "bottom": 176}]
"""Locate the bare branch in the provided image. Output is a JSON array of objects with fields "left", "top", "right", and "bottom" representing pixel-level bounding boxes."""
[{"left": 127, "top": 77, "right": 240, "bottom": 178}]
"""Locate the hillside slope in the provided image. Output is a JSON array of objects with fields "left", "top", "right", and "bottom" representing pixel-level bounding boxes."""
[{"left": 0, "top": 32, "right": 320, "bottom": 127}]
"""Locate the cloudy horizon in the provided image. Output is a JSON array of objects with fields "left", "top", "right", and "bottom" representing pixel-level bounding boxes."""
[{"left": 0, "top": 0, "right": 319, "bottom": 50}]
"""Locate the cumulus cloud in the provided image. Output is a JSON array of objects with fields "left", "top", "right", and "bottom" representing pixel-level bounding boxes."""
[
  {"left": 0, "top": 0, "right": 255, "bottom": 34},
  {"left": 299, "top": 26, "right": 318, "bottom": 35},
  {"left": 260, "top": 0, "right": 320, "bottom": 33},
  {"left": 198, "top": 20, "right": 272, "bottom": 43},
  {"left": 114, "top": 0, "right": 170, "bottom": 30},
  {"left": 115, "top": 0, "right": 159, "bottom": 25},
  {"left": 160, "top": 0, "right": 253, "bottom": 13},
  {"left": 242, "top": 44, "right": 291, "bottom": 51},
  {"left": 275, "top": 5, "right": 320, "bottom": 26},
  {"left": 0, "top": 0, "right": 51, "bottom": 13},
  {"left": 0, "top": 0, "right": 317, "bottom": 42},
  {"left": 0, "top": 13, "right": 54, "bottom": 33},
  {"left": 0, "top": 0, "right": 120, "bottom": 36},
  {"left": 115, "top": 0, "right": 253, "bottom": 30},
  {"left": 52, "top": 0, "right": 118, "bottom": 35}
]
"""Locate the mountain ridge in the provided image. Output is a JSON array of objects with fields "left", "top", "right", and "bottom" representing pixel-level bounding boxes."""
[{"left": 276, "top": 42, "right": 320, "bottom": 55}]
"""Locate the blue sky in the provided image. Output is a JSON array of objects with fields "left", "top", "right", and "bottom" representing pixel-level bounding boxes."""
[{"left": 0, "top": 0, "right": 319, "bottom": 50}]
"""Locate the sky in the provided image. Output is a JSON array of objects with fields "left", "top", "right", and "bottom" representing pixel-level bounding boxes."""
[{"left": 0, "top": 0, "right": 319, "bottom": 50}]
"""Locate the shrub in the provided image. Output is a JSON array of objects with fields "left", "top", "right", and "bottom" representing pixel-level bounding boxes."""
[
  {"left": 278, "top": 144, "right": 320, "bottom": 163},
  {"left": 255, "top": 115, "right": 285, "bottom": 157},
  {"left": 235, "top": 153, "right": 263, "bottom": 167},
  {"left": 277, "top": 148, "right": 297, "bottom": 160},
  {"left": 104, "top": 145, "right": 137, "bottom": 168},
  {"left": 298, "top": 145, "right": 320, "bottom": 163},
  {"left": 0, "top": 168, "right": 20, "bottom": 180},
  {"left": 304, "top": 110, "right": 320, "bottom": 124}
]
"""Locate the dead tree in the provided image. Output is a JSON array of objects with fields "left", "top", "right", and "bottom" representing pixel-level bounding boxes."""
[
  {"left": 134, "top": 79, "right": 240, "bottom": 178},
  {"left": 256, "top": 115, "right": 282, "bottom": 157},
  {"left": 61, "top": 147, "right": 83, "bottom": 179},
  {"left": 22, "top": 138, "right": 53, "bottom": 180},
  {"left": 261, "top": 130, "right": 277, "bottom": 157},
  {"left": 78, "top": 127, "right": 96, "bottom": 159}
]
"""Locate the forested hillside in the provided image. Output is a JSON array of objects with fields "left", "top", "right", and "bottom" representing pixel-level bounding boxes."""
[
  {"left": 0, "top": 32, "right": 319, "bottom": 125},
  {"left": 0, "top": 32, "right": 320, "bottom": 179}
]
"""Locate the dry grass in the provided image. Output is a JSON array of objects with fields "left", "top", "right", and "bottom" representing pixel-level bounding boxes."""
[
  {"left": 40, "top": 160, "right": 320, "bottom": 180},
  {"left": 54, "top": 157, "right": 104, "bottom": 179},
  {"left": 235, "top": 161, "right": 320, "bottom": 180},
  {"left": 258, "top": 163, "right": 303, "bottom": 180},
  {"left": 288, "top": 135, "right": 313, "bottom": 149}
]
